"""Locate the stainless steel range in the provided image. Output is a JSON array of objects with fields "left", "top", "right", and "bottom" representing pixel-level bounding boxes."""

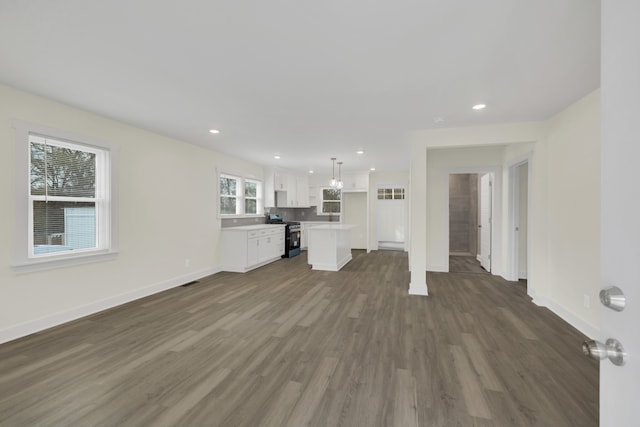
[{"left": 265, "top": 214, "right": 301, "bottom": 258}]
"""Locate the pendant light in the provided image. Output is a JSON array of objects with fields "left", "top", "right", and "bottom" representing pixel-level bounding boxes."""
[
  {"left": 337, "top": 161, "right": 344, "bottom": 189},
  {"left": 330, "top": 157, "right": 337, "bottom": 188}
]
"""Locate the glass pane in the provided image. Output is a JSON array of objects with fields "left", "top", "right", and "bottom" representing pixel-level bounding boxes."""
[
  {"left": 385, "top": 188, "right": 393, "bottom": 199},
  {"left": 246, "top": 198, "right": 257, "bottom": 214},
  {"left": 219, "top": 177, "right": 237, "bottom": 196},
  {"left": 322, "top": 188, "right": 341, "bottom": 201},
  {"left": 220, "top": 196, "right": 237, "bottom": 214},
  {"left": 377, "top": 188, "right": 385, "bottom": 199},
  {"left": 31, "top": 142, "right": 96, "bottom": 197},
  {"left": 33, "top": 201, "right": 96, "bottom": 254},
  {"left": 245, "top": 181, "right": 257, "bottom": 197},
  {"left": 394, "top": 188, "right": 405, "bottom": 199},
  {"left": 322, "top": 201, "right": 341, "bottom": 213}
]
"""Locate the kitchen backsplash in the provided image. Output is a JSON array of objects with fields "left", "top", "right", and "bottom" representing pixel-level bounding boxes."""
[{"left": 221, "top": 206, "right": 337, "bottom": 228}]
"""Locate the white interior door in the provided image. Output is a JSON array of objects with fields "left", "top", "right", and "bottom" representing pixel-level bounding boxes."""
[
  {"left": 601, "top": 1, "right": 639, "bottom": 425},
  {"left": 479, "top": 173, "right": 492, "bottom": 271}
]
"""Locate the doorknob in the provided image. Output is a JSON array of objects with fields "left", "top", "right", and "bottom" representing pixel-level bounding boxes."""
[
  {"left": 599, "top": 286, "right": 626, "bottom": 311},
  {"left": 582, "top": 338, "right": 627, "bottom": 366}
]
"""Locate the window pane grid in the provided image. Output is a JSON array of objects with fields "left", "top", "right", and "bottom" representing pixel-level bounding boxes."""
[
  {"left": 377, "top": 187, "right": 405, "bottom": 200},
  {"left": 320, "top": 188, "right": 341, "bottom": 214},
  {"left": 28, "top": 134, "right": 105, "bottom": 258}
]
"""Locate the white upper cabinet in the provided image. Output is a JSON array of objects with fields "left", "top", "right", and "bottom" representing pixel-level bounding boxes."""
[
  {"left": 341, "top": 172, "right": 369, "bottom": 192},
  {"left": 266, "top": 168, "right": 310, "bottom": 208}
]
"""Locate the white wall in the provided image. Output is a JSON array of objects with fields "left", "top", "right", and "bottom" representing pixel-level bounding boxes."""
[
  {"left": 518, "top": 163, "right": 528, "bottom": 278},
  {"left": 410, "top": 101, "right": 600, "bottom": 337},
  {"left": 530, "top": 90, "right": 600, "bottom": 335},
  {"left": 426, "top": 146, "right": 505, "bottom": 273},
  {"left": 342, "top": 192, "right": 367, "bottom": 249},
  {"left": 0, "top": 84, "right": 263, "bottom": 343}
]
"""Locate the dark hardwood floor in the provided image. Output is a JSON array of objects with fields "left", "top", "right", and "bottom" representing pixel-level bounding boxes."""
[
  {"left": 449, "top": 254, "right": 489, "bottom": 274},
  {"left": 0, "top": 250, "right": 598, "bottom": 426}
]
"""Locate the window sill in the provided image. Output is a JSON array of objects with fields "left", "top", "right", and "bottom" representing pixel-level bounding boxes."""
[{"left": 12, "top": 250, "right": 119, "bottom": 274}]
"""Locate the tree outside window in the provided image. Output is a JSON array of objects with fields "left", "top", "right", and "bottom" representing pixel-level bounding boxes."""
[
  {"left": 219, "top": 175, "right": 239, "bottom": 215},
  {"left": 321, "top": 188, "right": 341, "bottom": 214},
  {"left": 29, "top": 135, "right": 105, "bottom": 256},
  {"left": 219, "top": 174, "right": 263, "bottom": 216}
]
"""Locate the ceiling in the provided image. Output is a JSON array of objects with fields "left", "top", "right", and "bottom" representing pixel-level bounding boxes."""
[{"left": 0, "top": 1, "right": 600, "bottom": 175}]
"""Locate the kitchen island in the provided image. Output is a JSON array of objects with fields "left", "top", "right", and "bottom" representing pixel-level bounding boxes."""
[{"left": 307, "top": 224, "right": 357, "bottom": 271}]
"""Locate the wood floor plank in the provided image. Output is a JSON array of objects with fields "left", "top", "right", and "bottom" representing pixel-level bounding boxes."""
[
  {"left": 155, "top": 367, "right": 231, "bottom": 427},
  {"left": 0, "top": 251, "right": 598, "bottom": 427},
  {"left": 285, "top": 356, "right": 339, "bottom": 426},
  {"left": 393, "top": 368, "right": 419, "bottom": 427},
  {"left": 450, "top": 344, "right": 492, "bottom": 419},
  {"left": 258, "top": 381, "right": 303, "bottom": 427}
]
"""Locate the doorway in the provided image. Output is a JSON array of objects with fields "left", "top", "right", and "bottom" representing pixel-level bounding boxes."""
[
  {"left": 508, "top": 159, "right": 530, "bottom": 282},
  {"left": 449, "top": 173, "right": 493, "bottom": 273},
  {"left": 376, "top": 186, "right": 406, "bottom": 250}
]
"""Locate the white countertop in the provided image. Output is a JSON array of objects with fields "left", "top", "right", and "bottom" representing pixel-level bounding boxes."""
[
  {"left": 307, "top": 224, "right": 357, "bottom": 231},
  {"left": 222, "top": 224, "right": 285, "bottom": 231}
]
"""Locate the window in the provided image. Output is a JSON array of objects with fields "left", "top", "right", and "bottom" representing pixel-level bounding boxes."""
[
  {"left": 12, "top": 120, "right": 117, "bottom": 271},
  {"left": 377, "top": 187, "right": 405, "bottom": 200},
  {"left": 29, "top": 134, "right": 109, "bottom": 258},
  {"left": 220, "top": 174, "right": 240, "bottom": 215},
  {"left": 244, "top": 179, "right": 261, "bottom": 215},
  {"left": 320, "top": 187, "right": 341, "bottom": 214},
  {"left": 219, "top": 174, "right": 263, "bottom": 216}
]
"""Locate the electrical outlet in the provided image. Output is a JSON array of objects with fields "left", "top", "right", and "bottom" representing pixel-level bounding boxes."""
[
  {"left": 583, "top": 294, "right": 590, "bottom": 308},
  {"left": 185, "top": 259, "right": 191, "bottom": 268}
]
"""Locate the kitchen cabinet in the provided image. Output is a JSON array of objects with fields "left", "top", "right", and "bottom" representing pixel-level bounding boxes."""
[
  {"left": 300, "top": 221, "right": 328, "bottom": 249},
  {"left": 307, "top": 224, "right": 357, "bottom": 271},
  {"left": 275, "top": 172, "right": 310, "bottom": 207},
  {"left": 221, "top": 224, "right": 285, "bottom": 272},
  {"left": 341, "top": 172, "right": 369, "bottom": 192}
]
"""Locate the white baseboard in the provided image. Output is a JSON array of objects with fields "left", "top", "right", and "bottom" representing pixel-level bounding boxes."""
[
  {"left": 531, "top": 293, "right": 599, "bottom": 339},
  {"left": 427, "top": 264, "right": 448, "bottom": 273},
  {"left": 0, "top": 266, "right": 222, "bottom": 345},
  {"left": 408, "top": 281, "right": 429, "bottom": 296}
]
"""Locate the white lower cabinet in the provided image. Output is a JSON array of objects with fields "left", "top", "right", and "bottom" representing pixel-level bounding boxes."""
[{"left": 221, "top": 225, "right": 285, "bottom": 272}]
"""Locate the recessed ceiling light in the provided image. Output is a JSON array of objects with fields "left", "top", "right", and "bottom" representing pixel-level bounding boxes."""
[
  {"left": 309, "top": 170, "right": 314, "bottom": 174},
  {"left": 209, "top": 129, "right": 220, "bottom": 134},
  {"left": 370, "top": 167, "right": 376, "bottom": 171},
  {"left": 472, "top": 104, "right": 486, "bottom": 110},
  {"left": 274, "top": 155, "right": 281, "bottom": 159},
  {"left": 356, "top": 150, "right": 365, "bottom": 155}
]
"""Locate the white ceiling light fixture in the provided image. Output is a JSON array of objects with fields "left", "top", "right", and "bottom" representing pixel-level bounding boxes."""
[
  {"left": 337, "top": 161, "right": 344, "bottom": 189},
  {"left": 472, "top": 104, "right": 486, "bottom": 110},
  {"left": 209, "top": 129, "right": 220, "bottom": 134},
  {"left": 309, "top": 170, "right": 314, "bottom": 174},
  {"left": 370, "top": 167, "right": 376, "bottom": 171},
  {"left": 274, "top": 155, "right": 281, "bottom": 159},
  {"left": 356, "top": 149, "right": 365, "bottom": 155}
]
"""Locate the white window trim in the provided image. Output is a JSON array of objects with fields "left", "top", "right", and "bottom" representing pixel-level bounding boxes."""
[
  {"left": 218, "top": 172, "right": 264, "bottom": 218},
  {"left": 12, "top": 120, "right": 119, "bottom": 273},
  {"left": 219, "top": 173, "right": 241, "bottom": 216},
  {"left": 318, "top": 187, "right": 342, "bottom": 216},
  {"left": 244, "top": 178, "right": 263, "bottom": 216}
]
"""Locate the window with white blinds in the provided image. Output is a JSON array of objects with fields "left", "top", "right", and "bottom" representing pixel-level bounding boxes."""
[{"left": 28, "top": 134, "right": 110, "bottom": 258}]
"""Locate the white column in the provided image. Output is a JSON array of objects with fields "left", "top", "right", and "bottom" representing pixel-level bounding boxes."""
[{"left": 409, "top": 142, "right": 428, "bottom": 295}]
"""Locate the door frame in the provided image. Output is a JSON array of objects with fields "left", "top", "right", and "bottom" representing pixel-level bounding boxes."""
[
  {"left": 445, "top": 166, "right": 501, "bottom": 274},
  {"left": 506, "top": 153, "right": 533, "bottom": 283}
]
